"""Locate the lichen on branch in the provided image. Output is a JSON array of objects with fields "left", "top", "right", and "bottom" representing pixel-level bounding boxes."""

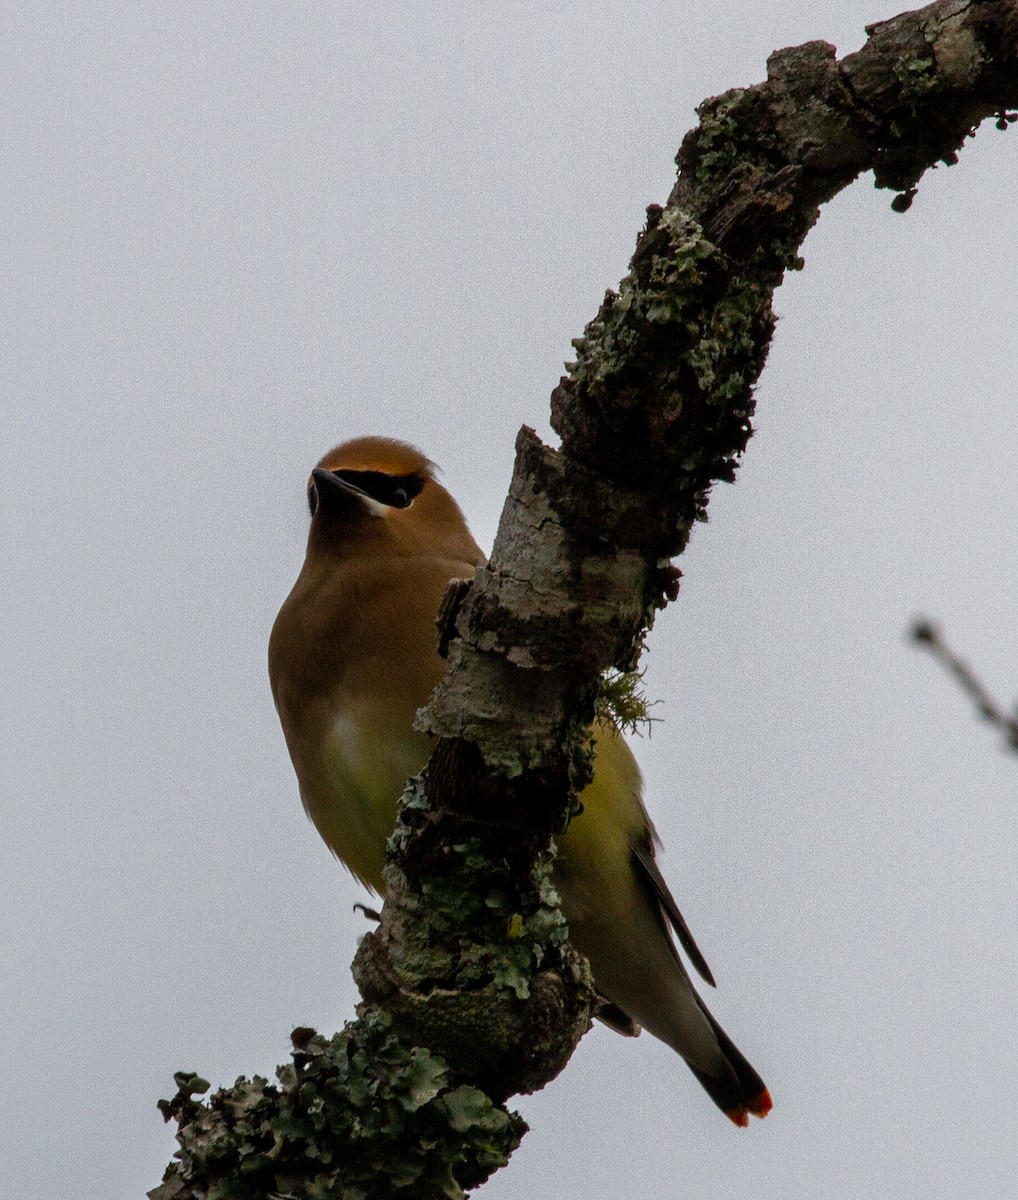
[{"left": 150, "top": 1014, "right": 525, "bottom": 1200}]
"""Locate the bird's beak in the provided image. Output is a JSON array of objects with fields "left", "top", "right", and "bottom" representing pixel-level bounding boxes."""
[{"left": 311, "top": 466, "right": 368, "bottom": 510}]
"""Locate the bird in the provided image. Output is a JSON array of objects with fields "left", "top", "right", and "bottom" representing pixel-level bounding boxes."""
[{"left": 268, "top": 435, "right": 771, "bottom": 1126}]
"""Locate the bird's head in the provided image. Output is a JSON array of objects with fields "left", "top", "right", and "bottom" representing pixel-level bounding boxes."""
[{"left": 304, "top": 436, "right": 485, "bottom": 566}]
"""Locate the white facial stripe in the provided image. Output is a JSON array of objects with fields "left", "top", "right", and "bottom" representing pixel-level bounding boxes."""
[{"left": 359, "top": 493, "right": 389, "bottom": 518}]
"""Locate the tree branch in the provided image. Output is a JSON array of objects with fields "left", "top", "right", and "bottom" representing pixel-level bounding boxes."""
[
  {"left": 911, "top": 619, "right": 1018, "bottom": 751},
  {"left": 152, "top": 3, "right": 1018, "bottom": 1195}
]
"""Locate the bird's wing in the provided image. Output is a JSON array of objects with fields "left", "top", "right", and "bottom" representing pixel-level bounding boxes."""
[{"left": 632, "top": 840, "right": 716, "bottom": 987}]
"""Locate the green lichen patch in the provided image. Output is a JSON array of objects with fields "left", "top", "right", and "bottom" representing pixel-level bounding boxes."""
[{"left": 150, "top": 1011, "right": 526, "bottom": 1200}]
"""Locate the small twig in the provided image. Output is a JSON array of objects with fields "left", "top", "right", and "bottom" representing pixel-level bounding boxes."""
[{"left": 910, "top": 619, "right": 1018, "bottom": 753}]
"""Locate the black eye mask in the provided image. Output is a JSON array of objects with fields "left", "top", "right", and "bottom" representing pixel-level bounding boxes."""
[{"left": 334, "top": 469, "right": 425, "bottom": 509}]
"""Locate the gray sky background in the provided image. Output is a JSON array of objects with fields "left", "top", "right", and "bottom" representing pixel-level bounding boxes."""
[{"left": 3, "top": 3, "right": 1017, "bottom": 1197}]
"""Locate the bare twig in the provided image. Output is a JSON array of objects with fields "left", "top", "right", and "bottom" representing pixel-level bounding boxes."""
[{"left": 911, "top": 619, "right": 1018, "bottom": 753}]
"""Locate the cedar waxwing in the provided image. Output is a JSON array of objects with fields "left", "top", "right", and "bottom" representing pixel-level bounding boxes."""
[{"left": 269, "top": 436, "right": 771, "bottom": 1126}]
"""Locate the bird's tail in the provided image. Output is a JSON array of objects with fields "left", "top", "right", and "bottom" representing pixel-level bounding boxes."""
[{"left": 685, "top": 1000, "right": 772, "bottom": 1127}]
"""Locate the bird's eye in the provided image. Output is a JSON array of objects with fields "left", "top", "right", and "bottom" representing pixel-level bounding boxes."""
[
  {"left": 307, "top": 484, "right": 319, "bottom": 516},
  {"left": 334, "top": 469, "right": 425, "bottom": 508}
]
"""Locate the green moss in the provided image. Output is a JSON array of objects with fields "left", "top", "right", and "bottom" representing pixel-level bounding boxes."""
[{"left": 596, "top": 668, "right": 658, "bottom": 737}]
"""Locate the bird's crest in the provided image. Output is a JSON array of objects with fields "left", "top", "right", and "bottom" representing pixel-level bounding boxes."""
[{"left": 315, "top": 437, "right": 437, "bottom": 480}]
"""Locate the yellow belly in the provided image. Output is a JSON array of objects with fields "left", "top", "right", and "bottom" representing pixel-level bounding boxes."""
[{"left": 304, "top": 713, "right": 644, "bottom": 907}]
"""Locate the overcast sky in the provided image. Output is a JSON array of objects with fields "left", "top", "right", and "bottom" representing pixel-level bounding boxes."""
[{"left": 3, "top": 3, "right": 1017, "bottom": 1198}]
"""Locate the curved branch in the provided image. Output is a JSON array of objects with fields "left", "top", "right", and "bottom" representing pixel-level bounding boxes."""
[{"left": 153, "top": 3, "right": 1018, "bottom": 1196}]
